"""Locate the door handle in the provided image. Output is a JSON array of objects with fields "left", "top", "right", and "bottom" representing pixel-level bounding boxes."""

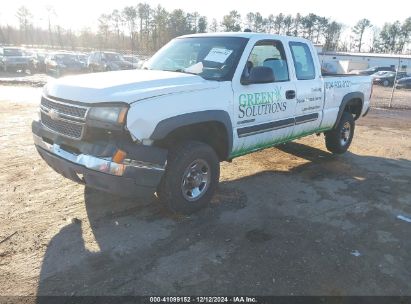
[{"left": 286, "top": 90, "right": 296, "bottom": 99}]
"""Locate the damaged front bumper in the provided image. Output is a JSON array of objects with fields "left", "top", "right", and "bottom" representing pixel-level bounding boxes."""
[{"left": 32, "top": 120, "right": 167, "bottom": 197}]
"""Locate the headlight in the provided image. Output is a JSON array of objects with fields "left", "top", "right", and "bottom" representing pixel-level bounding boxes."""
[{"left": 87, "top": 106, "right": 128, "bottom": 129}]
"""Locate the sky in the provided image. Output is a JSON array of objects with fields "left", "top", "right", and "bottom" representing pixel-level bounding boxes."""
[{"left": 1, "top": 0, "right": 409, "bottom": 32}]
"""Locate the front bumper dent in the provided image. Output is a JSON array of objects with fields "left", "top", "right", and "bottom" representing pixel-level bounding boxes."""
[{"left": 32, "top": 121, "right": 167, "bottom": 197}]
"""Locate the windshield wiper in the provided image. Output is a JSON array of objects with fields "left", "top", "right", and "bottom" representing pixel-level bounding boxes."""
[{"left": 170, "top": 69, "right": 198, "bottom": 75}]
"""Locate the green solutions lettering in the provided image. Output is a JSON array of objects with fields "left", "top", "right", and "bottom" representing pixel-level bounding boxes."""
[{"left": 238, "top": 88, "right": 286, "bottom": 119}]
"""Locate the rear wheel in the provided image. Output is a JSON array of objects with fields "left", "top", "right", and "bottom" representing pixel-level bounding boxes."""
[
  {"left": 325, "top": 112, "right": 355, "bottom": 154},
  {"left": 157, "top": 141, "right": 220, "bottom": 214}
]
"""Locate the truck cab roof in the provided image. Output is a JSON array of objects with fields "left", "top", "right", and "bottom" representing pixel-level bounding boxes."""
[{"left": 180, "top": 32, "right": 312, "bottom": 44}]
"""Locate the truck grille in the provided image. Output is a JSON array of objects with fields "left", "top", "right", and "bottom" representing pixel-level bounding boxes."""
[
  {"left": 41, "top": 96, "right": 87, "bottom": 119},
  {"left": 41, "top": 112, "right": 84, "bottom": 139},
  {"left": 40, "top": 96, "right": 88, "bottom": 140}
]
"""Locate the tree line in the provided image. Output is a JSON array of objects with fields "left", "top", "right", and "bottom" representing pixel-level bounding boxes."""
[{"left": 0, "top": 4, "right": 410, "bottom": 55}]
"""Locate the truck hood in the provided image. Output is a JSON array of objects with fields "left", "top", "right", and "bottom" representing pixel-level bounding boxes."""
[{"left": 44, "top": 69, "right": 219, "bottom": 103}]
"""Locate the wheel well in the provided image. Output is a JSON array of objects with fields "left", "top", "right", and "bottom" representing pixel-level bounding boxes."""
[
  {"left": 154, "top": 121, "right": 230, "bottom": 161},
  {"left": 344, "top": 98, "right": 363, "bottom": 120}
]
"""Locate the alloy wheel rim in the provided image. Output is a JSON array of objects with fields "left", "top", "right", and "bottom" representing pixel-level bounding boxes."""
[
  {"left": 340, "top": 121, "right": 351, "bottom": 146},
  {"left": 181, "top": 159, "right": 210, "bottom": 202}
]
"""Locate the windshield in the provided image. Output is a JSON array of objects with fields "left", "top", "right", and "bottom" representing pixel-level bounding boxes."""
[
  {"left": 124, "top": 56, "right": 138, "bottom": 62},
  {"left": 144, "top": 37, "right": 249, "bottom": 81},
  {"left": 3, "top": 48, "right": 24, "bottom": 56},
  {"left": 375, "top": 71, "right": 387, "bottom": 76},
  {"left": 104, "top": 53, "right": 123, "bottom": 61},
  {"left": 54, "top": 54, "right": 78, "bottom": 63}
]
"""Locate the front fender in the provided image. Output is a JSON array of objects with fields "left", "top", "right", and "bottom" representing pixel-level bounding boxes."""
[{"left": 150, "top": 110, "right": 233, "bottom": 154}]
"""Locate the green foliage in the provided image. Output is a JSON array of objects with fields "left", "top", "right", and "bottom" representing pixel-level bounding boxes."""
[
  {"left": 221, "top": 11, "right": 242, "bottom": 32},
  {"left": 352, "top": 19, "right": 372, "bottom": 52},
  {"left": 375, "top": 19, "right": 411, "bottom": 53}
]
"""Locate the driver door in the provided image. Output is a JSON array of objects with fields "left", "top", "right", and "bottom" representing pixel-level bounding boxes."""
[{"left": 231, "top": 40, "right": 297, "bottom": 157}]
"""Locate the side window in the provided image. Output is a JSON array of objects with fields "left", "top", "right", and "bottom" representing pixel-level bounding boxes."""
[
  {"left": 245, "top": 40, "right": 289, "bottom": 82},
  {"left": 289, "top": 42, "right": 316, "bottom": 80}
]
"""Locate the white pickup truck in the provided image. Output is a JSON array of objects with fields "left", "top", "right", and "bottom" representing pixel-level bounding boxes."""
[{"left": 32, "top": 32, "right": 372, "bottom": 213}]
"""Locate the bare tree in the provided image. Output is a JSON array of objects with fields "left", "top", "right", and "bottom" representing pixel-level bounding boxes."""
[
  {"left": 209, "top": 18, "right": 219, "bottom": 32},
  {"left": 151, "top": 5, "right": 168, "bottom": 50},
  {"left": 98, "top": 14, "right": 111, "bottom": 48},
  {"left": 45, "top": 5, "right": 56, "bottom": 47},
  {"left": 110, "top": 9, "right": 124, "bottom": 50},
  {"left": 4, "top": 3, "right": 410, "bottom": 56},
  {"left": 15, "top": 6, "right": 33, "bottom": 44},
  {"left": 122, "top": 6, "right": 137, "bottom": 52}
]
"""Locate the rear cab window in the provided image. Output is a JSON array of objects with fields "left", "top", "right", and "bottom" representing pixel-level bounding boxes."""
[
  {"left": 289, "top": 42, "right": 316, "bottom": 80},
  {"left": 245, "top": 40, "right": 289, "bottom": 82}
]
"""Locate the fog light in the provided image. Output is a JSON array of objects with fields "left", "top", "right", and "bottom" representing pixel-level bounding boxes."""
[{"left": 112, "top": 149, "right": 127, "bottom": 164}]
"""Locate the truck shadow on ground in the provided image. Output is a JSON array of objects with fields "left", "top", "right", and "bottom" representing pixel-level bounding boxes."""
[{"left": 36, "top": 142, "right": 411, "bottom": 297}]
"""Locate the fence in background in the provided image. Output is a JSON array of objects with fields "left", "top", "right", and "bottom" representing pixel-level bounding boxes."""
[{"left": 370, "top": 86, "right": 411, "bottom": 109}]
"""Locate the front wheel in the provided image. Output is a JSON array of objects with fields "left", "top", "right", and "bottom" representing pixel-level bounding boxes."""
[
  {"left": 157, "top": 141, "right": 220, "bottom": 214},
  {"left": 325, "top": 112, "right": 355, "bottom": 154}
]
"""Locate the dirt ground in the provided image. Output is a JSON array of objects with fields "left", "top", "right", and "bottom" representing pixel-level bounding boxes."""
[
  {"left": 0, "top": 85, "right": 411, "bottom": 297},
  {"left": 0, "top": 71, "right": 50, "bottom": 87}
]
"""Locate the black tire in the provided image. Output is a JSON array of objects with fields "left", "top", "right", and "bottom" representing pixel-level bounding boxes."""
[
  {"left": 157, "top": 141, "right": 220, "bottom": 214},
  {"left": 325, "top": 112, "right": 355, "bottom": 154}
]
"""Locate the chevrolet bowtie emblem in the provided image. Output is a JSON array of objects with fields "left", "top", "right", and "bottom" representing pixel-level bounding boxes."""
[{"left": 48, "top": 109, "right": 60, "bottom": 120}]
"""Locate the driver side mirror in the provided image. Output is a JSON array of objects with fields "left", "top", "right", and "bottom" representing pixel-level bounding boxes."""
[{"left": 241, "top": 66, "right": 275, "bottom": 85}]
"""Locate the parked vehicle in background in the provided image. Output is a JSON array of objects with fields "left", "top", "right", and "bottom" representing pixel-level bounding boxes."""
[
  {"left": 0, "top": 47, "right": 31, "bottom": 73},
  {"left": 396, "top": 76, "right": 411, "bottom": 89},
  {"left": 123, "top": 55, "right": 140, "bottom": 69},
  {"left": 45, "top": 52, "right": 84, "bottom": 77},
  {"left": 32, "top": 32, "right": 372, "bottom": 214},
  {"left": 76, "top": 53, "right": 89, "bottom": 71},
  {"left": 357, "top": 66, "right": 395, "bottom": 75},
  {"left": 371, "top": 71, "right": 407, "bottom": 87},
  {"left": 88, "top": 51, "right": 134, "bottom": 72},
  {"left": 28, "top": 50, "right": 48, "bottom": 73}
]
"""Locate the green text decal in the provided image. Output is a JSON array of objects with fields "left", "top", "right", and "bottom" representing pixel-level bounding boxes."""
[{"left": 238, "top": 87, "right": 286, "bottom": 119}]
